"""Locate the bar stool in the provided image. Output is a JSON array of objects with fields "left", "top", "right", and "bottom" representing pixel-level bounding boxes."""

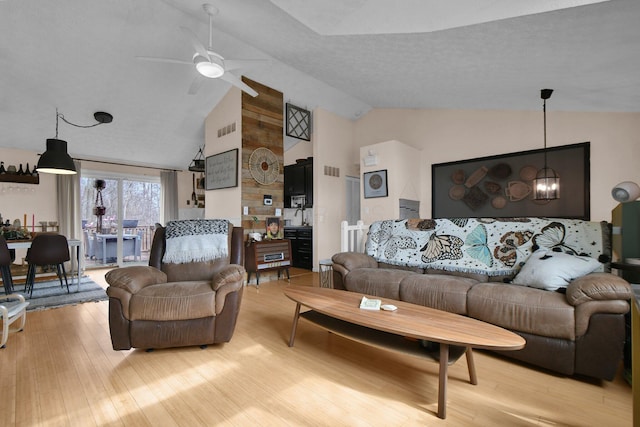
[{"left": 25, "top": 234, "right": 71, "bottom": 297}]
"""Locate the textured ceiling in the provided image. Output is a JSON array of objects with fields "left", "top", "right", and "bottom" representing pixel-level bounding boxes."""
[{"left": 0, "top": 0, "right": 638, "bottom": 170}]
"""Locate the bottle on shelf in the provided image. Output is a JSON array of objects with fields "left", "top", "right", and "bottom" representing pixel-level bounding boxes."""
[
  {"left": 25, "top": 163, "right": 31, "bottom": 175},
  {"left": 0, "top": 161, "right": 5, "bottom": 174},
  {"left": 17, "top": 164, "right": 24, "bottom": 175}
]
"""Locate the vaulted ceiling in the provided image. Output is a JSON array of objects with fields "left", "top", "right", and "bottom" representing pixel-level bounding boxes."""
[{"left": 0, "top": 0, "right": 637, "bottom": 170}]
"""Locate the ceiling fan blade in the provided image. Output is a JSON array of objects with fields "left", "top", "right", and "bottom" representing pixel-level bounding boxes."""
[
  {"left": 220, "top": 72, "right": 258, "bottom": 97},
  {"left": 136, "top": 56, "right": 192, "bottom": 65},
  {"left": 180, "top": 27, "right": 210, "bottom": 60},
  {"left": 187, "top": 75, "right": 206, "bottom": 95},
  {"left": 224, "top": 59, "right": 270, "bottom": 72}
]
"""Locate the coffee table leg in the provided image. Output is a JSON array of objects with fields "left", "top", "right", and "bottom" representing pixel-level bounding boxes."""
[
  {"left": 466, "top": 347, "right": 478, "bottom": 385},
  {"left": 438, "top": 343, "right": 449, "bottom": 419},
  {"left": 288, "top": 303, "right": 302, "bottom": 347}
]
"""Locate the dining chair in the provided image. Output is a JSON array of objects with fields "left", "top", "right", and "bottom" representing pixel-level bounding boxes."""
[
  {"left": 24, "top": 234, "right": 71, "bottom": 297},
  {"left": 0, "top": 293, "right": 29, "bottom": 348},
  {"left": 0, "top": 236, "right": 15, "bottom": 294}
]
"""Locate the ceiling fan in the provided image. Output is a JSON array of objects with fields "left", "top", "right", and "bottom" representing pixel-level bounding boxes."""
[{"left": 137, "top": 3, "right": 264, "bottom": 97}]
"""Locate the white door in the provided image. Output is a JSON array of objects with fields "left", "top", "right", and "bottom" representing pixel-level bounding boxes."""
[{"left": 345, "top": 176, "right": 361, "bottom": 225}]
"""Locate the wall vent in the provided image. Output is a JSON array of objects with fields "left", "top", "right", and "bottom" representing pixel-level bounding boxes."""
[
  {"left": 217, "top": 121, "right": 237, "bottom": 138},
  {"left": 324, "top": 165, "right": 340, "bottom": 177}
]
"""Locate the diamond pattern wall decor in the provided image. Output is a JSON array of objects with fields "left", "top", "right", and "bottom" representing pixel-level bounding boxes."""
[{"left": 286, "top": 103, "right": 311, "bottom": 141}]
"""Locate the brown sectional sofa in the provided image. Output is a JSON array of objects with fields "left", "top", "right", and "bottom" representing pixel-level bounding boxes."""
[{"left": 332, "top": 218, "right": 632, "bottom": 380}]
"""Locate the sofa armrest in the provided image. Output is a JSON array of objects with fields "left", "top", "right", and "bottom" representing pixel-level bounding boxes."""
[
  {"left": 566, "top": 272, "right": 632, "bottom": 306},
  {"left": 211, "top": 264, "right": 246, "bottom": 314},
  {"left": 105, "top": 266, "right": 168, "bottom": 295},
  {"left": 331, "top": 252, "right": 378, "bottom": 290},
  {"left": 332, "top": 252, "right": 378, "bottom": 272}
]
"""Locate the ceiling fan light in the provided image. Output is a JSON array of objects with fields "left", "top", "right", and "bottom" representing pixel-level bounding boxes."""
[
  {"left": 36, "top": 138, "right": 77, "bottom": 175},
  {"left": 194, "top": 54, "right": 224, "bottom": 78}
]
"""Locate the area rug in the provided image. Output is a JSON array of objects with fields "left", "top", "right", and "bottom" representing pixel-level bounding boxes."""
[{"left": 17, "top": 276, "right": 108, "bottom": 311}]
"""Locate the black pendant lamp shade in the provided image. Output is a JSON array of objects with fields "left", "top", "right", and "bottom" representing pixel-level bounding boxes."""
[
  {"left": 37, "top": 110, "right": 113, "bottom": 175},
  {"left": 37, "top": 138, "right": 77, "bottom": 175}
]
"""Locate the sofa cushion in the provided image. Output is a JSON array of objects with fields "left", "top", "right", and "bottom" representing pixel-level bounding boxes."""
[
  {"left": 129, "top": 281, "right": 216, "bottom": 321},
  {"left": 399, "top": 274, "right": 478, "bottom": 314},
  {"left": 512, "top": 249, "right": 601, "bottom": 291},
  {"left": 380, "top": 262, "right": 424, "bottom": 273},
  {"left": 467, "top": 283, "right": 576, "bottom": 340},
  {"left": 426, "top": 268, "right": 488, "bottom": 283},
  {"left": 345, "top": 268, "right": 415, "bottom": 299}
]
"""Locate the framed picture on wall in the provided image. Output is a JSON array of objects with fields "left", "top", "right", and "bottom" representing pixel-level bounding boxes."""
[
  {"left": 205, "top": 148, "right": 239, "bottom": 190},
  {"left": 431, "top": 142, "right": 590, "bottom": 219},
  {"left": 363, "top": 169, "right": 388, "bottom": 198}
]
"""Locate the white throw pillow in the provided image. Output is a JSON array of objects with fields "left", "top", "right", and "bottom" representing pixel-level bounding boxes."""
[{"left": 512, "top": 249, "right": 601, "bottom": 291}]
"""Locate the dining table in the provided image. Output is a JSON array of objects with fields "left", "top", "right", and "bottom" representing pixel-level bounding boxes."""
[{"left": 94, "top": 233, "right": 141, "bottom": 264}]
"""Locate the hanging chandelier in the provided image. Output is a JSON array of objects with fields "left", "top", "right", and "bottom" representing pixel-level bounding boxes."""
[{"left": 533, "top": 89, "right": 560, "bottom": 200}]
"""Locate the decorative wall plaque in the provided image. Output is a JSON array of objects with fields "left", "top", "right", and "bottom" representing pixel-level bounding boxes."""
[
  {"left": 286, "top": 103, "right": 311, "bottom": 141},
  {"left": 205, "top": 148, "right": 239, "bottom": 190}
]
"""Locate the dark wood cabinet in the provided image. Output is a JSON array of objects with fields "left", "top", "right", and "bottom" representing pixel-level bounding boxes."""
[
  {"left": 245, "top": 239, "right": 291, "bottom": 286},
  {"left": 284, "top": 164, "right": 305, "bottom": 196},
  {"left": 304, "top": 161, "right": 313, "bottom": 207},
  {"left": 284, "top": 158, "right": 312, "bottom": 208},
  {"left": 284, "top": 227, "right": 312, "bottom": 270}
]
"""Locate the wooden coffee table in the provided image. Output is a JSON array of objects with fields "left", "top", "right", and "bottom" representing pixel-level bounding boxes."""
[{"left": 284, "top": 286, "right": 525, "bottom": 419}]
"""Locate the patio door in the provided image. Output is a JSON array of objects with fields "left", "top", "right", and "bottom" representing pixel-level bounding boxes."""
[{"left": 81, "top": 171, "right": 160, "bottom": 268}]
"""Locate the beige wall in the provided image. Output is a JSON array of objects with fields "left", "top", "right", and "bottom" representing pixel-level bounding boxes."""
[
  {"left": 312, "top": 108, "right": 355, "bottom": 264},
  {"left": 204, "top": 87, "right": 243, "bottom": 226},
  {"left": 353, "top": 109, "right": 640, "bottom": 222},
  {"left": 284, "top": 141, "right": 313, "bottom": 166},
  {"left": 359, "top": 140, "right": 421, "bottom": 224},
  {"left": 0, "top": 147, "right": 57, "bottom": 230}
]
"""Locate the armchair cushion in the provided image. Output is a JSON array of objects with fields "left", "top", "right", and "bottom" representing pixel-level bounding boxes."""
[{"left": 130, "top": 281, "right": 216, "bottom": 321}]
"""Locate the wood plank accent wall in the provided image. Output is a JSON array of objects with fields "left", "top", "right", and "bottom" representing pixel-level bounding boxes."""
[{"left": 241, "top": 77, "right": 284, "bottom": 236}]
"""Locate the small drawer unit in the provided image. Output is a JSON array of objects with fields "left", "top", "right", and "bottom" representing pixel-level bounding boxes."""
[{"left": 245, "top": 239, "right": 291, "bottom": 286}]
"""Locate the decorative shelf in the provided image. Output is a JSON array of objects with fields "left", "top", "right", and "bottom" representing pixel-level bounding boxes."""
[{"left": 0, "top": 174, "right": 40, "bottom": 184}]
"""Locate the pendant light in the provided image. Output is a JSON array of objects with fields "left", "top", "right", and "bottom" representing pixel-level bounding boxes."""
[
  {"left": 533, "top": 89, "right": 560, "bottom": 200},
  {"left": 37, "top": 109, "right": 113, "bottom": 175}
]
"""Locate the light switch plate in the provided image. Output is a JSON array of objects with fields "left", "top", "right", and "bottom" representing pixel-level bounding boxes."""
[
  {"left": 275, "top": 208, "right": 282, "bottom": 216},
  {"left": 243, "top": 206, "right": 249, "bottom": 215}
]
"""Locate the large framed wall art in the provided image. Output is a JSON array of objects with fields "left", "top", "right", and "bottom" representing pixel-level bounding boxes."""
[
  {"left": 431, "top": 142, "right": 590, "bottom": 219},
  {"left": 205, "top": 148, "right": 239, "bottom": 190}
]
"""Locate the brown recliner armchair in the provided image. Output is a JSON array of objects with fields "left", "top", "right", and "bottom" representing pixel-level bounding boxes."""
[{"left": 105, "top": 221, "right": 245, "bottom": 350}]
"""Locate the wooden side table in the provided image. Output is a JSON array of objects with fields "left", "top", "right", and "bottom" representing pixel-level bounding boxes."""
[{"left": 245, "top": 239, "right": 291, "bottom": 287}]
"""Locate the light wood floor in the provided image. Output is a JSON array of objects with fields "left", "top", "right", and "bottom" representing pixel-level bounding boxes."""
[{"left": 0, "top": 268, "right": 632, "bottom": 426}]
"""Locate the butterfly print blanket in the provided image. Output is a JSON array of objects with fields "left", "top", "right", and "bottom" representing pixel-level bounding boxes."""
[{"left": 365, "top": 218, "right": 608, "bottom": 276}]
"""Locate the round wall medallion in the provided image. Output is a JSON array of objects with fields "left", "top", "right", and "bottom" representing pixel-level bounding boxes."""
[
  {"left": 249, "top": 147, "right": 279, "bottom": 185},
  {"left": 369, "top": 173, "right": 383, "bottom": 190}
]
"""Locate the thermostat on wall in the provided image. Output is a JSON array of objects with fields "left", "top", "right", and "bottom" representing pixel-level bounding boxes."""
[{"left": 264, "top": 195, "right": 273, "bottom": 206}]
